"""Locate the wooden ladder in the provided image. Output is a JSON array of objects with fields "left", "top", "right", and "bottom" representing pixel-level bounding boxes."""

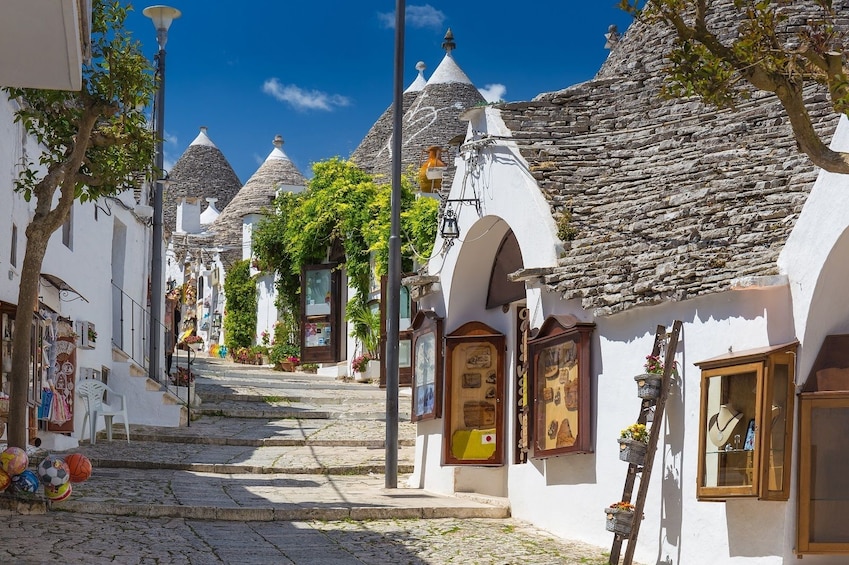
[{"left": 609, "top": 320, "right": 682, "bottom": 565}]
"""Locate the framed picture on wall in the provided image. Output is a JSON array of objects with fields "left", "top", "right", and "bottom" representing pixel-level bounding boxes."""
[
  {"left": 410, "top": 310, "right": 443, "bottom": 422},
  {"left": 529, "top": 316, "right": 595, "bottom": 457}
]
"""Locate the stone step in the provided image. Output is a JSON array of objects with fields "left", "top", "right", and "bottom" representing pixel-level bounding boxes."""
[
  {"left": 63, "top": 440, "right": 415, "bottom": 476},
  {"left": 53, "top": 468, "right": 510, "bottom": 522}
]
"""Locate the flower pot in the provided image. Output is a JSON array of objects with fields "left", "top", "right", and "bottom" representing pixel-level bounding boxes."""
[
  {"left": 618, "top": 438, "right": 648, "bottom": 465},
  {"left": 605, "top": 507, "right": 635, "bottom": 537},
  {"left": 189, "top": 342, "right": 203, "bottom": 352},
  {"left": 355, "top": 359, "right": 380, "bottom": 382},
  {"left": 277, "top": 361, "right": 295, "bottom": 372},
  {"left": 634, "top": 373, "right": 662, "bottom": 399}
]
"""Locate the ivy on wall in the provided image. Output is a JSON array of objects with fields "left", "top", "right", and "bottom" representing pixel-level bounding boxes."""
[
  {"left": 222, "top": 259, "right": 257, "bottom": 351},
  {"left": 252, "top": 158, "right": 438, "bottom": 320}
]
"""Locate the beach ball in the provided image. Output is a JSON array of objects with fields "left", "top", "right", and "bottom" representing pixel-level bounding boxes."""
[
  {"left": 0, "top": 447, "right": 28, "bottom": 476},
  {"left": 11, "top": 469, "right": 39, "bottom": 494},
  {"left": 64, "top": 453, "right": 92, "bottom": 483},
  {"left": 37, "top": 456, "right": 70, "bottom": 487},
  {"left": 0, "top": 469, "right": 10, "bottom": 492},
  {"left": 44, "top": 481, "right": 72, "bottom": 502}
]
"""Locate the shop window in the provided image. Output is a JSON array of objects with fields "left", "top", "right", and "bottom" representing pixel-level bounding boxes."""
[
  {"left": 299, "top": 264, "right": 343, "bottom": 364},
  {"left": 694, "top": 342, "right": 796, "bottom": 501},
  {"left": 443, "top": 321, "right": 504, "bottom": 466},
  {"left": 797, "top": 334, "right": 849, "bottom": 555},
  {"left": 528, "top": 316, "right": 595, "bottom": 457}
]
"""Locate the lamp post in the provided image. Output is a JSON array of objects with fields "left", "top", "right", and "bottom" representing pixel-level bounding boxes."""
[
  {"left": 144, "top": 5, "right": 181, "bottom": 383},
  {"left": 385, "top": 0, "right": 405, "bottom": 489}
]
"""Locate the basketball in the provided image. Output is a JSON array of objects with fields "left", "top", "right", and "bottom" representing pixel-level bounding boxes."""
[
  {"left": 0, "top": 468, "right": 10, "bottom": 492},
  {"left": 64, "top": 453, "right": 92, "bottom": 483},
  {"left": 11, "top": 469, "right": 39, "bottom": 494},
  {"left": 0, "top": 447, "right": 28, "bottom": 476},
  {"left": 37, "top": 456, "right": 70, "bottom": 487},
  {"left": 44, "top": 481, "right": 72, "bottom": 502}
]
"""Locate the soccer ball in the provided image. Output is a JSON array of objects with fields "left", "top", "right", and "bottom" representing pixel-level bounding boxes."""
[
  {"left": 44, "top": 481, "right": 72, "bottom": 502},
  {"left": 11, "top": 469, "right": 40, "bottom": 494},
  {"left": 37, "top": 456, "right": 70, "bottom": 487},
  {"left": 64, "top": 453, "right": 92, "bottom": 483},
  {"left": 0, "top": 447, "right": 28, "bottom": 476}
]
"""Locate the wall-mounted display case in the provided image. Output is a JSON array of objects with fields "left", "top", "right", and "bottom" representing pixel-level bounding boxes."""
[
  {"left": 695, "top": 342, "right": 796, "bottom": 501},
  {"left": 796, "top": 334, "right": 849, "bottom": 555},
  {"left": 443, "top": 321, "right": 504, "bottom": 466},
  {"left": 528, "top": 316, "right": 595, "bottom": 457},
  {"left": 410, "top": 310, "right": 442, "bottom": 422}
]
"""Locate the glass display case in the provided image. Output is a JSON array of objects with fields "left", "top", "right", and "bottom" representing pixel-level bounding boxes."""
[
  {"left": 695, "top": 342, "right": 796, "bottom": 500},
  {"left": 528, "top": 316, "right": 595, "bottom": 457},
  {"left": 410, "top": 311, "right": 443, "bottom": 422},
  {"left": 443, "top": 321, "right": 504, "bottom": 466}
]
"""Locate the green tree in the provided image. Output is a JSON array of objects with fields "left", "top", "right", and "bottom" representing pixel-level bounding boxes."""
[
  {"left": 2, "top": 0, "right": 155, "bottom": 448},
  {"left": 223, "top": 260, "right": 257, "bottom": 351},
  {"left": 620, "top": 0, "right": 849, "bottom": 173}
]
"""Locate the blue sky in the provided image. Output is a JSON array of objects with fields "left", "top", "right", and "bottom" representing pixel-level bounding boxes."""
[{"left": 125, "top": 2, "right": 634, "bottom": 183}]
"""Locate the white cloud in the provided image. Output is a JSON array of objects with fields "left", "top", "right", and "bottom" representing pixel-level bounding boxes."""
[
  {"left": 378, "top": 4, "right": 445, "bottom": 29},
  {"left": 262, "top": 78, "right": 351, "bottom": 112},
  {"left": 478, "top": 84, "right": 507, "bottom": 103}
]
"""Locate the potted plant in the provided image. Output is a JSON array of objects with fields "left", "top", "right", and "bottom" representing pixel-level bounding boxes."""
[
  {"left": 634, "top": 354, "right": 664, "bottom": 399},
  {"left": 604, "top": 501, "right": 636, "bottom": 537},
  {"left": 618, "top": 423, "right": 650, "bottom": 465},
  {"left": 351, "top": 353, "right": 375, "bottom": 382},
  {"left": 184, "top": 334, "right": 204, "bottom": 352},
  {"left": 270, "top": 343, "right": 300, "bottom": 371}
]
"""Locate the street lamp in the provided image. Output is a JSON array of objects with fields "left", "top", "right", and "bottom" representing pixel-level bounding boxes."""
[{"left": 144, "top": 5, "right": 180, "bottom": 383}]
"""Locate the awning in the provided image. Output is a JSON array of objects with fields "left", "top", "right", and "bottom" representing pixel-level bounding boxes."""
[{"left": 40, "top": 273, "right": 89, "bottom": 303}]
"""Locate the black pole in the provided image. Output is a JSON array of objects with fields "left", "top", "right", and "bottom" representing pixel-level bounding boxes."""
[
  {"left": 148, "top": 46, "right": 166, "bottom": 384},
  {"left": 385, "top": 0, "right": 405, "bottom": 489}
]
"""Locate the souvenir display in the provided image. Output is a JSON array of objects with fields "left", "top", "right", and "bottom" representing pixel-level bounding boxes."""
[
  {"left": 410, "top": 311, "right": 443, "bottom": 422},
  {"left": 443, "top": 322, "right": 504, "bottom": 465},
  {"left": 529, "top": 316, "right": 595, "bottom": 457}
]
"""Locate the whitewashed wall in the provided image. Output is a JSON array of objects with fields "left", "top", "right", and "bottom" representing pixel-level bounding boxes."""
[{"left": 411, "top": 105, "right": 837, "bottom": 564}]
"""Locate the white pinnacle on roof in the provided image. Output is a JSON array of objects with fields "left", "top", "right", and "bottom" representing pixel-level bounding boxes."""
[
  {"left": 199, "top": 197, "right": 220, "bottom": 226},
  {"left": 427, "top": 28, "right": 473, "bottom": 85},
  {"left": 190, "top": 126, "right": 217, "bottom": 148},
  {"left": 266, "top": 134, "right": 292, "bottom": 162},
  {"left": 404, "top": 61, "right": 427, "bottom": 93}
]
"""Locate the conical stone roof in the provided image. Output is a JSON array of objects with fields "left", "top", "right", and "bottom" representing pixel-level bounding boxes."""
[
  {"left": 350, "top": 61, "right": 428, "bottom": 177},
  {"left": 351, "top": 30, "right": 485, "bottom": 184},
  {"left": 211, "top": 135, "right": 307, "bottom": 267},
  {"left": 164, "top": 127, "right": 242, "bottom": 237}
]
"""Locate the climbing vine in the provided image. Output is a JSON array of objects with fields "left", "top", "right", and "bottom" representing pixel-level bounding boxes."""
[
  {"left": 252, "top": 158, "right": 438, "bottom": 319},
  {"left": 222, "top": 259, "right": 257, "bottom": 351}
]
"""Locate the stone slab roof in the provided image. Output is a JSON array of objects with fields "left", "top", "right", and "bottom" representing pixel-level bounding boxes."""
[
  {"left": 211, "top": 136, "right": 307, "bottom": 267},
  {"left": 165, "top": 128, "right": 242, "bottom": 238},
  {"left": 498, "top": 3, "right": 844, "bottom": 316}
]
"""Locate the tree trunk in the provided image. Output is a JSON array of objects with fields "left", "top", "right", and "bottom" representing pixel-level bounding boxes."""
[{"left": 7, "top": 228, "right": 50, "bottom": 448}]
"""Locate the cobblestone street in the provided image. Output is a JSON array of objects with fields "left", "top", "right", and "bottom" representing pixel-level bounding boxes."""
[{"left": 0, "top": 514, "right": 614, "bottom": 564}]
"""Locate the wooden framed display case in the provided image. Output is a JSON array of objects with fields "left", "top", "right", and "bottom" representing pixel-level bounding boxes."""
[
  {"left": 410, "top": 311, "right": 443, "bottom": 422},
  {"left": 694, "top": 342, "right": 796, "bottom": 501},
  {"left": 528, "top": 316, "right": 595, "bottom": 457},
  {"left": 443, "top": 321, "right": 504, "bottom": 466},
  {"left": 300, "top": 264, "right": 343, "bottom": 364},
  {"left": 796, "top": 334, "right": 849, "bottom": 555}
]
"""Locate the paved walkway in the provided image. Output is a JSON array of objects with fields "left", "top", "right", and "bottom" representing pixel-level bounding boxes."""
[{"left": 0, "top": 355, "right": 623, "bottom": 564}]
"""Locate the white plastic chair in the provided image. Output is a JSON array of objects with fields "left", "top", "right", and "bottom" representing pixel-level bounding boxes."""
[{"left": 77, "top": 379, "right": 130, "bottom": 444}]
